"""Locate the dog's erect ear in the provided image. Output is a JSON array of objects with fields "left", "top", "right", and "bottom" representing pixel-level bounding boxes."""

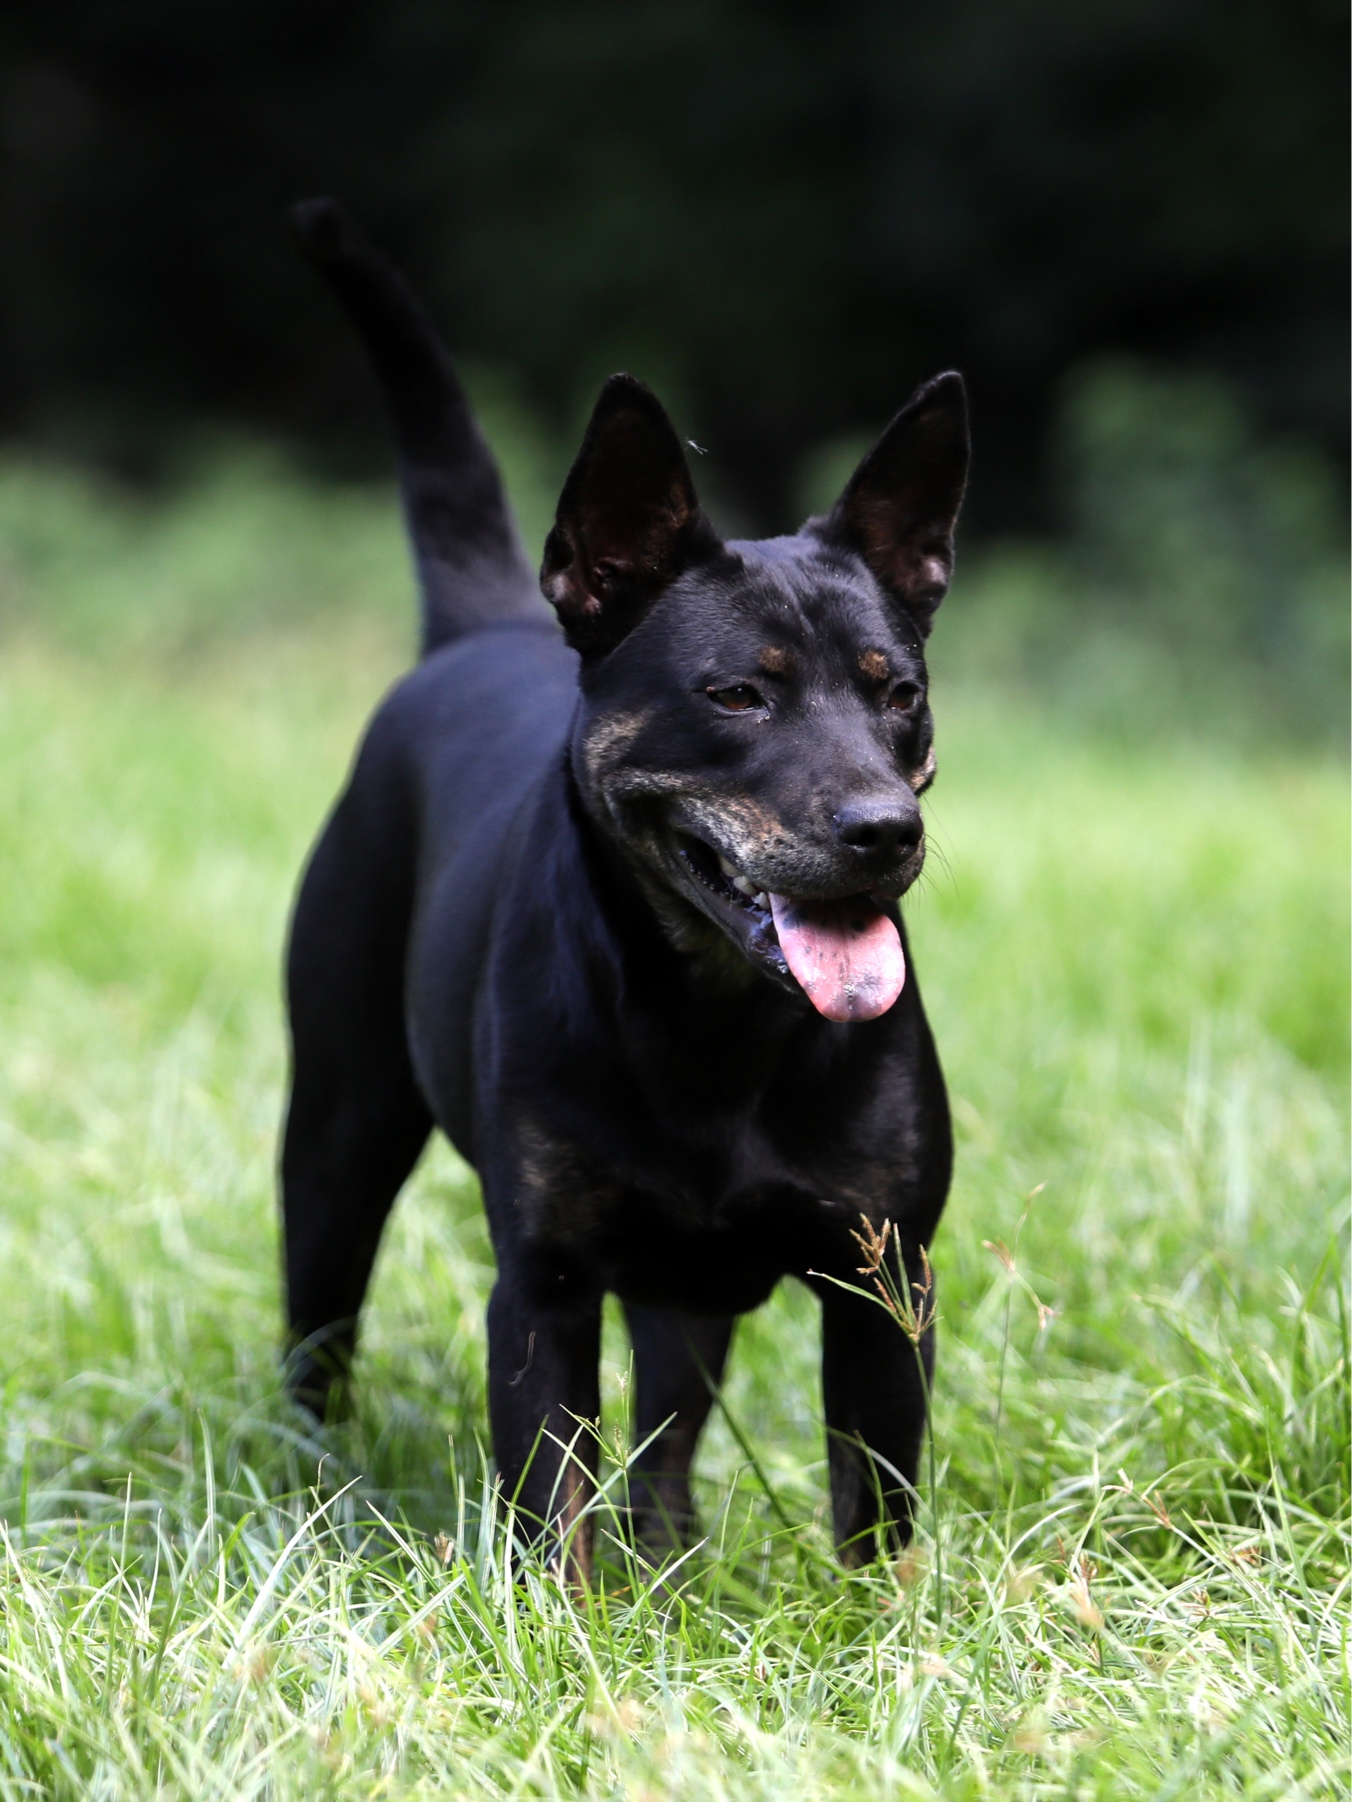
[
  {"left": 822, "top": 372, "right": 969, "bottom": 636},
  {"left": 541, "top": 375, "right": 717, "bottom": 655}
]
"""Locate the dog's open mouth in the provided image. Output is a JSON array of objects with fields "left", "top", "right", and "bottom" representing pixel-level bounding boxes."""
[{"left": 675, "top": 835, "right": 906, "bottom": 1022}]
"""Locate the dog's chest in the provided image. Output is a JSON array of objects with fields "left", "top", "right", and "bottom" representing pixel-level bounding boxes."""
[
  {"left": 487, "top": 901, "right": 942, "bottom": 1302},
  {"left": 514, "top": 1083, "right": 918, "bottom": 1304},
  {"left": 529, "top": 1152, "right": 857, "bottom": 1314}
]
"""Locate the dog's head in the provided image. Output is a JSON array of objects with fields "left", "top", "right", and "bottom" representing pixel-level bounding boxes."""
[{"left": 541, "top": 372, "right": 968, "bottom": 1022}]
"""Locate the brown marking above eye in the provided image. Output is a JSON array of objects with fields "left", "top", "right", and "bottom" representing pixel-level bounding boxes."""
[
  {"left": 858, "top": 649, "right": 890, "bottom": 682},
  {"left": 757, "top": 644, "right": 795, "bottom": 675}
]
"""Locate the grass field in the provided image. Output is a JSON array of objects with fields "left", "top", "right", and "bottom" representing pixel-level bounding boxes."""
[{"left": 0, "top": 457, "right": 1346, "bottom": 1798}]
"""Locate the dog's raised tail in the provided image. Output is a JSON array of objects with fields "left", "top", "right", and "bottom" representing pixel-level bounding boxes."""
[{"left": 293, "top": 198, "right": 547, "bottom": 655}]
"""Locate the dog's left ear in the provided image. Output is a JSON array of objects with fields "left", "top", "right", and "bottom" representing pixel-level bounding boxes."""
[
  {"left": 822, "top": 371, "right": 969, "bottom": 636},
  {"left": 541, "top": 374, "right": 718, "bottom": 656}
]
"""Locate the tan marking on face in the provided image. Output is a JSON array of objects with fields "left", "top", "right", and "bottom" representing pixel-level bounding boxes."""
[
  {"left": 580, "top": 708, "right": 650, "bottom": 787},
  {"left": 858, "top": 649, "right": 890, "bottom": 682},
  {"left": 908, "top": 745, "right": 937, "bottom": 793},
  {"left": 757, "top": 644, "right": 795, "bottom": 675},
  {"left": 681, "top": 792, "right": 786, "bottom": 861}
]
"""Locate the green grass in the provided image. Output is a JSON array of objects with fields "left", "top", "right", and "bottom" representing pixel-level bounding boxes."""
[{"left": 0, "top": 458, "right": 1345, "bottom": 1798}]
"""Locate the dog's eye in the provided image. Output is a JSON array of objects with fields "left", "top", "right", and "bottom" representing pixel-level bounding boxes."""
[
  {"left": 887, "top": 683, "right": 921, "bottom": 713},
  {"left": 706, "top": 684, "right": 765, "bottom": 713}
]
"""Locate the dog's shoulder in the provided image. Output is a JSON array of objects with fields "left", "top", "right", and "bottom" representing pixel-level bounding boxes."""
[{"left": 351, "top": 620, "right": 575, "bottom": 783}]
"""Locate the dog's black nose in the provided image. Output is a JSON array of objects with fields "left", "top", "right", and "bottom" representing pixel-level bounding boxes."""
[{"left": 834, "top": 799, "right": 923, "bottom": 862}]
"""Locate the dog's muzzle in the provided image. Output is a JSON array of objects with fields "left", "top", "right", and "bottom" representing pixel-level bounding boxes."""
[{"left": 674, "top": 834, "right": 907, "bottom": 1022}]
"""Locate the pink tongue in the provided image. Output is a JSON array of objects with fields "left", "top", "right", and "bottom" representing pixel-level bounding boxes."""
[{"left": 768, "top": 892, "right": 906, "bottom": 1022}]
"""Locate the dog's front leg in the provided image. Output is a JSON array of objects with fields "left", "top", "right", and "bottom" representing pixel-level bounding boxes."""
[
  {"left": 815, "top": 1244, "right": 935, "bottom": 1564},
  {"left": 486, "top": 1262, "right": 602, "bottom": 1582},
  {"left": 624, "top": 1303, "right": 735, "bottom": 1552}
]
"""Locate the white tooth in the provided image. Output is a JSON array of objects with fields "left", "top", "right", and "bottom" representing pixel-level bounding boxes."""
[
  {"left": 717, "top": 853, "right": 739, "bottom": 879},
  {"left": 732, "top": 874, "right": 757, "bottom": 897},
  {"left": 754, "top": 892, "right": 769, "bottom": 910}
]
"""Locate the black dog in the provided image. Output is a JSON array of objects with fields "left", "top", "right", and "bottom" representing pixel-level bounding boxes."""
[{"left": 282, "top": 199, "right": 968, "bottom": 1572}]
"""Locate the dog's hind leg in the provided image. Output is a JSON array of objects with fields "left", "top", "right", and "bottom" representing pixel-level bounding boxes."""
[
  {"left": 623, "top": 1304, "right": 735, "bottom": 1553},
  {"left": 281, "top": 785, "right": 432, "bottom": 1419}
]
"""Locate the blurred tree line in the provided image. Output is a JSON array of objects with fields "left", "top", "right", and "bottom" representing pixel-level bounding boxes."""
[{"left": 0, "top": 0, "right": 1345, "bottom": 535}]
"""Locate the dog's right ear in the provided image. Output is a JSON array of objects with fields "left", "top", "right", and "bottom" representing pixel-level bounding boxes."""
[
  {"left": 541, "top": 375, "right": 717, "bottom": 656},
  {"left": 820, "top": 371, "right": 969, "bottom": 638}
]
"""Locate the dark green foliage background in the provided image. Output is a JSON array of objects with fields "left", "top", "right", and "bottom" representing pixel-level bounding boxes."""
[{"left": 1, "top": 0, "right": 1345, "bottom": 530}]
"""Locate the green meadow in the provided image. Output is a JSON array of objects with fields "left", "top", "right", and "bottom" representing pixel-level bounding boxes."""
[{"left": 0, "top": 442, "right": 1345, "bottom": 1798}]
